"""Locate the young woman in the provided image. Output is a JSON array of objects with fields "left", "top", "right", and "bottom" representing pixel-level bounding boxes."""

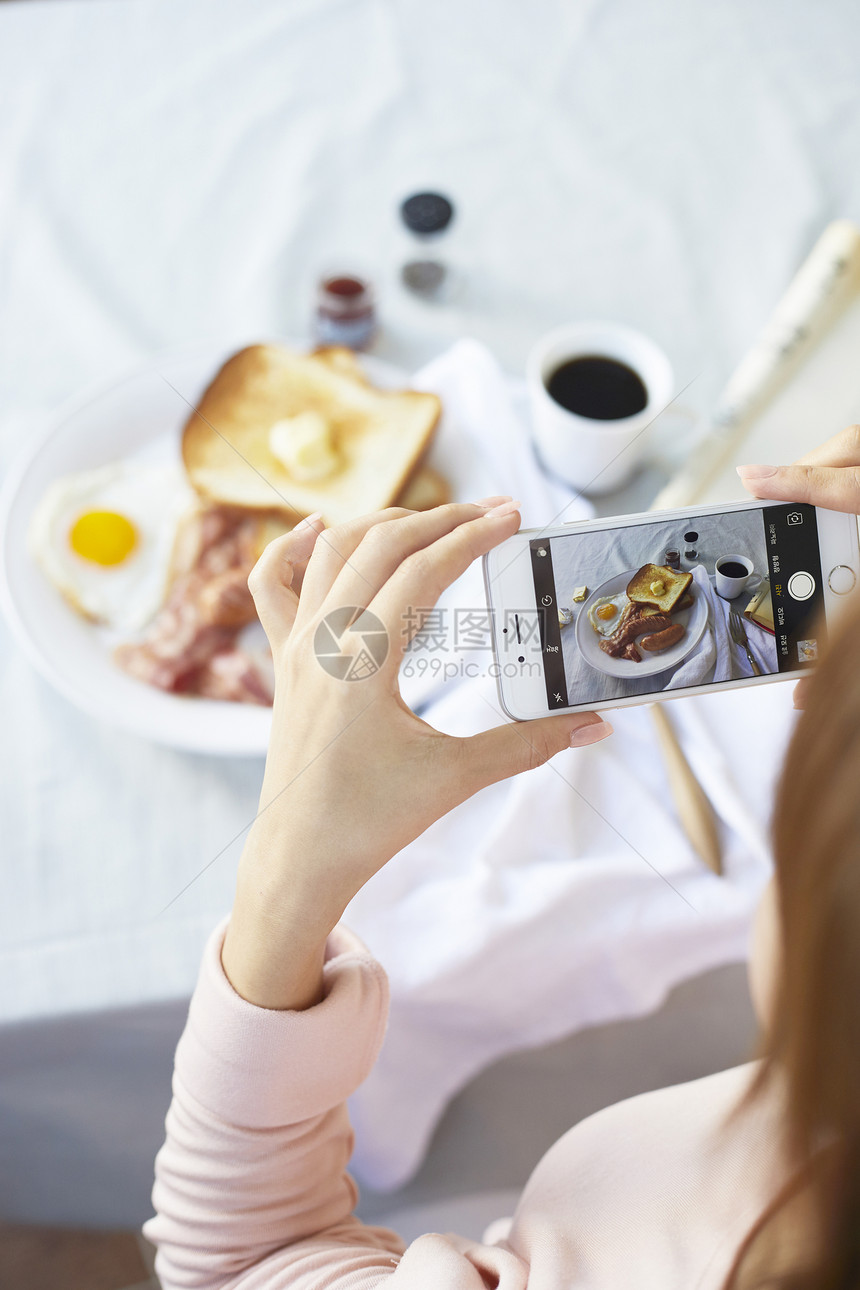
[{"left": 145, "top": 427, "right": 860, "bottom": 1288}]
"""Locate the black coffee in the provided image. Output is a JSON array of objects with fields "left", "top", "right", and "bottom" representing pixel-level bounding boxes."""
[
  {"left": 718, "top": 561, "right": 750, "bottom": 579},
  {"left": 547, "top": 355, "right": 648, "bottom": 421}
]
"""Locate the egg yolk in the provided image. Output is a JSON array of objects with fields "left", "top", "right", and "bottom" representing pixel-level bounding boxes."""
[
  {"left": 69, "top": 510, "right": 137, "bottom": 566},
  {"left": 596, "top": 603, "right": 618, "bottom": 620}
]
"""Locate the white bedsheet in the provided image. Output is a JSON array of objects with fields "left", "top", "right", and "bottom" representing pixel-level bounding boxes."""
[{"left": 1, "top": 0, "right": 858, "bottom": 1197}]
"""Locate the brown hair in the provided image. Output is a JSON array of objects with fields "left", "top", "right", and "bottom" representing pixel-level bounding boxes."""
[{"left": 730, "top": 589, "right": 860, "bottom": 1288}]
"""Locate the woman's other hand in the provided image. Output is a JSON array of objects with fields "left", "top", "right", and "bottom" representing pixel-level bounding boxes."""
[
  {"left": 737, "top": 424, "right": 860, "bottom": 513},
  {"left": 222, "top": 500, "right": 611, "bottom": 1008},
  {"left": 737, "top": 424, "right": 860, "bottom": 711}
]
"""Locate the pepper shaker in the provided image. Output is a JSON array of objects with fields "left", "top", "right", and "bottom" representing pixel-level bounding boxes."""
[{"left": 398, "top": 192, "right": 459, "bottom": 301}]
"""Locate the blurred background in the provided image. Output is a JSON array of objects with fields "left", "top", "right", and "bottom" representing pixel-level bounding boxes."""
[{"left": 2, "top": 1, "right": 860, "bottom": 1286}]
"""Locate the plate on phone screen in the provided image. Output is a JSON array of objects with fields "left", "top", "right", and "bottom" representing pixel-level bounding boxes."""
[{"left": 573, "top": 569, "right": 709, "bottom": 679}]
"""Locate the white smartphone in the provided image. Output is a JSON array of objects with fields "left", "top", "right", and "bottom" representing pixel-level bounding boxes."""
[{"left": 483, "top": 498, "right": 860, "bottom": 719}]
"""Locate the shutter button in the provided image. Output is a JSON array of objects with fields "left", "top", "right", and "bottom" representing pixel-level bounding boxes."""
[{"left": 788, "top": 572, "right": 815, "bottom": 601}]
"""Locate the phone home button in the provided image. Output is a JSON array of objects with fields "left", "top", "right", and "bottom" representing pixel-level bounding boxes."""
[
  {"left": 828, "top": 565, "right": 857, "bottom": 595},
  {"left": 788, "top": 571, "right": 815, "bottom": 601}
]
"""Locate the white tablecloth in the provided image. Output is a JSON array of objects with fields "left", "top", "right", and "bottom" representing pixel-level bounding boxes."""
[{"left": 2, "top": 0, "right": 860, "bottom": 1194}]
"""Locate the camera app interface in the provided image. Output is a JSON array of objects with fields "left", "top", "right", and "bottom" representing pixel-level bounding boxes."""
[{"left": 528, "top": 503, "right": 825, "bottom": 709}]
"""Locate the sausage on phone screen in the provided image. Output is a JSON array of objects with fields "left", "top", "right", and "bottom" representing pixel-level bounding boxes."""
[{"left": 640, "top": 622, "right": 685, "bottom": 653}]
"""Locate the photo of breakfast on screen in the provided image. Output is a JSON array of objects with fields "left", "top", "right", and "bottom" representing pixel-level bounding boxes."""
[
  {"left": 26, "top": 343, "right": 446, "bottom": 706},
  {"left": 584, "top": 562, "right": 694, "bottom": 663},
  {"left": 545, "top": 508, "right": 780, "bottom": 701}
]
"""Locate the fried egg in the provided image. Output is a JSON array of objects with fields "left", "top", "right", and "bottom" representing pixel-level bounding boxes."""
[
  {"left": 29, "top": 463, "right": 195, "bottom": 634},
  {"left": 587, "top": 593, "right": 629, "bottom": 637}
]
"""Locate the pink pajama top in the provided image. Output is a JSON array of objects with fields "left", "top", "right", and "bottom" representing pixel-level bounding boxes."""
[{"left": 144, "top": 919, "right": 786, "bottom": 1288}]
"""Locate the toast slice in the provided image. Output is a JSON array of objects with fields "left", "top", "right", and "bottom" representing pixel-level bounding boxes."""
[
  {"left": 311, "top": 345, "right": 371, "bottom": 384},
  {"left": 182, "top": 345, "right": 441, "bottom": 526},
  {"left": 626, "top": 563, "right": 692, "bottom": 614},
  {"left": 394, "top": 464, "right": 451, "bottom": 510},
  {"left": 312, "top": 346, "right": 452, "bottom": 511}
]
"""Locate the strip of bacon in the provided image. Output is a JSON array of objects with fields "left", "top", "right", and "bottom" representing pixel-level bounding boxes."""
[
  {"left": 191, "top": 649, "right": 274, "bottom": 705},
  {"left": 114, "top": 505, "right": 281, "bottom": 702}
]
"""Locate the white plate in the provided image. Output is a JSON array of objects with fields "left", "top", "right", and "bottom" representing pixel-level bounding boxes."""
[
  {"left": 0, "top": 340, "right": 489, "bottom": 755},
  {"left": 573, "top": 569, "right": 708, "bottom": 678}
]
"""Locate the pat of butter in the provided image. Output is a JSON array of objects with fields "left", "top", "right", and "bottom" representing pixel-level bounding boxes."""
[
  {"left": 649, "top": 580, "right": 665, "bottom": 595},
  {"left": 269, "top": 411, "right": 340, "bottom": 482},
  {"left": 572, "top": 585, "right": 588, "bottom": 602}
]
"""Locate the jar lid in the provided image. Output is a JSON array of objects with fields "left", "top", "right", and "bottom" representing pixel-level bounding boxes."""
[
  {"left": 400, "top": 192, "right": 454, "bottom": 235},
  {"left": 317, "top": 273, "right": 374, "bottom": 312}
]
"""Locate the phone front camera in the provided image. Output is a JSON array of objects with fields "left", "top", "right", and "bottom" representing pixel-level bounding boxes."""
[{"left": 518, "top": 655, "right": 525, "bottom": 663}]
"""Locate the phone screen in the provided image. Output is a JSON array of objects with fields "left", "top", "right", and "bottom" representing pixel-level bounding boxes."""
[{"left": 528, "top": 502, "right": 825, "bottom": 709}]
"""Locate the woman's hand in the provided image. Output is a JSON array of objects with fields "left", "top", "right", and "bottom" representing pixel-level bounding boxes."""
[
  {"left": 222, "top": 500, "right": 611, "bottom": 1009},
  {"left": 737, "top": 424, "right": 860, "bottom": 711},
  {"left": 737, "top": 424, "right": 860, "bottom": 513}
]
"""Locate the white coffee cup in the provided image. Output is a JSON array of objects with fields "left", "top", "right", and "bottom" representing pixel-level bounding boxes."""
[
  {"left": 715, "top": 554, "right": 754, "bottom": 600},
  {"left": 526, "top": 322, "right": 674, "bottom": 494}
]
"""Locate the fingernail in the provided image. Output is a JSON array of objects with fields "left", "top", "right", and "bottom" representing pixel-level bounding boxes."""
[
  {"left": 570, "top": 720, "right": 613, "bottom": 748},
  {"left": 296, "top": 510, "right": 325, "bottom": 529},
  {"left": 475, "top": 495, "right": 512, "bottom": 509},
  {"left": 736, "top": 465, "right": 778, "bottom": 480},
  {"left": 484, "top": 499, "right": 521, "bottom": 519}
]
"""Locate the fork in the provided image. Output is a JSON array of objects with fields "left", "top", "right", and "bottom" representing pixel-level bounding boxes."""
[{"left": 729, "top": 608, "right": 761, "bottom": 675}]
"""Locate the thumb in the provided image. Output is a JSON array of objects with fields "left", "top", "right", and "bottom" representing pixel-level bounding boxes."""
[
  {"left": 248, "top": 513, "right": 325, "bottom": 645},
  {"left": 736, "top": 462, "right": 860, "bottom": 513},
  {"left": 455, "top": 712, "right": 613, "bottom": 794}
]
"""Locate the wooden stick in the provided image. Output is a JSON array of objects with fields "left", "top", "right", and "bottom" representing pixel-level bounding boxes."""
[{"left": 650, "top": 704, "right": 723, "bottom": 875}]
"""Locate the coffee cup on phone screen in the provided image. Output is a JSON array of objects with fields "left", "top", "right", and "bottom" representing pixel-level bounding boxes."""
[
  {"left": 715, "top": 554, "right": 754, "bottom": 600},
  {"left": 526, "top": 322, "right": 676, "bottom": 495}
]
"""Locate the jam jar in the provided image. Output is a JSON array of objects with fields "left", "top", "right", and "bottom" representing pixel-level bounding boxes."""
[{"left": 314, "top": 273, "right": 376, "bottom": 350}]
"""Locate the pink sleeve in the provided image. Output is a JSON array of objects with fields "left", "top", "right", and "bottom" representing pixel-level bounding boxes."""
[{"left": 143, "top": 918, "right": 529, "bottom": 1290}]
